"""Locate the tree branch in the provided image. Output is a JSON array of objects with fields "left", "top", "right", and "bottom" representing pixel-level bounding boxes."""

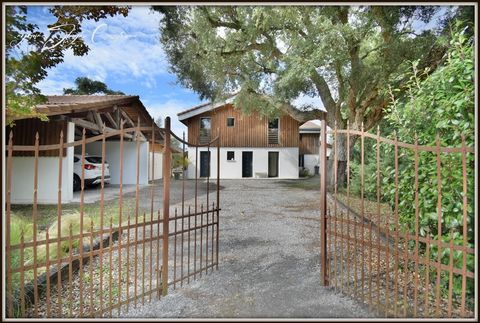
[
  {"left": 201, "top": 7, "right": 241, "bottom": 30},
  {"left": 309, "top": 70, "right": 336, "bottom": 114},
  {"left": 247, "top": 90, "right": 326, "bottom": 122},
  {"left": 277, "top": 101, "right": 326, "bottom": 122}
]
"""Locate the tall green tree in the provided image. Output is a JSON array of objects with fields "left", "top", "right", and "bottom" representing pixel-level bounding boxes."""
[
  {"left": 63, "top": 77, "right": 125, "bottom": 95},
  {"left": 155, "top": 5, "right": 471, "bottom": 186},
  {"left": 5, "top": 5, "right": 129, "bottom": 125}
]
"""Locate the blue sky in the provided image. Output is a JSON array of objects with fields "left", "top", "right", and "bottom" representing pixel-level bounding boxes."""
[{"left": 26, "top": 6, "right": 204, "bottom": 136}]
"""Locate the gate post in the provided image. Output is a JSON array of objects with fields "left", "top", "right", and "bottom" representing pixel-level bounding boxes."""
[
  {"left": 162, "top": 117, "right": 171, "bottom": 296},
  {"left": 320, "top": 119, "right": 328, "bottom": 286}
]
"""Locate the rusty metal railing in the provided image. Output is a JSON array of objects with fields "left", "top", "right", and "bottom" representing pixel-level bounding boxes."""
[
  {"left": 319, "top": 120, "right": 475, "bottom": 318},
  {"left": 5, "top": 116, "right": 221, "bottom": 318}
]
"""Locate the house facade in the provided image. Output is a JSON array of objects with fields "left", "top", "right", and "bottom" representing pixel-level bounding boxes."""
[
  {"left": 299, "top": 121, "right": 332, "bottom": 176},
  {"left": 178, "top": 98, "right": 302, "bottom": 179}
]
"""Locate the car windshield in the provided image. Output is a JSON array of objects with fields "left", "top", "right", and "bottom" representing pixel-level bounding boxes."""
[{"left": 85, "top": 156, "right": 105, "bottom": 164}]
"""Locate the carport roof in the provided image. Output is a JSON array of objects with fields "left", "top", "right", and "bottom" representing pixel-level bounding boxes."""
[{"left": 11, "top": 95, "right": 164, "bottom": 143}]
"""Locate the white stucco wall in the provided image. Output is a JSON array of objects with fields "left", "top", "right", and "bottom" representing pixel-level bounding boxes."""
[
  {"left": 76, "top": 141, "right": 149, "bottom": 185},
  {"left": 303, "top": 154, "right": 319, "bottom": 175},
  {"left": 186, "top": 147, "right": 299, "bottom": 179},
  {"left": 148, "top": 151, "right": 163, "bottom": 180},
  {"left": 11, "top": 122, "right": 74, "bottom": 204}
]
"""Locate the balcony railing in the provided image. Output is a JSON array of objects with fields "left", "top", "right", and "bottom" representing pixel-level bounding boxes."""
[
  {"left": 199, "top": 128, "right": 211, "bottom": 144},
  {"left": 268, "top": 128, "right": 279, "bottom": 144}
]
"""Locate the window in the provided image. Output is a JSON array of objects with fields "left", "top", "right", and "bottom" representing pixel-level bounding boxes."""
[
  {"left": 227, "top": 117, "right": 235, "bottom": 127},
  {"left": 199, "top": 117, "right": 211, "bottom": 144},
  {"left": 200, "top": 117, "right": 211, "bottom": 129},
  {"left": 299, "top": 154, "right": 305, "bottom": 168},
  {"left": 268, "top": 118, "right": 279, "bottom": 144},
  {"left": 227, "top": 151, "right": 235, "bottom": 161},
  {"left": 268, "top": 118, "right": 279, "bottom": 129}
]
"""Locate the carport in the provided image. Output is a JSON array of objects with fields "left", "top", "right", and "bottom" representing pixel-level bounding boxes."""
[{"left": 7, "top": 95, "right": 165, "bottom": 204}]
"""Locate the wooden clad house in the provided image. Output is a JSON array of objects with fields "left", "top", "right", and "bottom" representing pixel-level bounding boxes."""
[
  {"left": 6, "top": 95, "right": 164, "bottom": 204},
  {"left": 178, "top": 97, "right": 304, "bottom": 179},
  {"left": 299, "top": 121, "right": 332, "bottom": 176}
]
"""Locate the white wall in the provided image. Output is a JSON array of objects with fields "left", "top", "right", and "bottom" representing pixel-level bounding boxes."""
[
  {"left": 148, "top": 151, "right": 163, "bottom": 180},
  {"left": 186, "top": 147, "right": 299, "bottom": 179},
  {"left": 77, "top": 141, "right": 149, "bottom": 185},
  {"left": 304, "top": 154, "right": 319, "bottom": 175},
  {"left": 11, "top": 122, "right": 74, "bottom": 204}
]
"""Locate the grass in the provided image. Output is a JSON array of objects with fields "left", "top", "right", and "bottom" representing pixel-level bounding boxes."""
[
  {"left": 7, "top": 195, "right": 157, "bottom": 313},
  {"left": 278, "top": 175, "right": 320, "bottom": 190}
]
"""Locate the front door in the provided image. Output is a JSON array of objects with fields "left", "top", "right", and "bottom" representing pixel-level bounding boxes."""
[
  {"left": 242, "top": 151, "right": 253, "bottom": 178},
  {"left": 200, "top": 151, "right": 210, "bottom": 177},
  {"left": 268, "top": 152, "right": 279, "bottom": 177}
]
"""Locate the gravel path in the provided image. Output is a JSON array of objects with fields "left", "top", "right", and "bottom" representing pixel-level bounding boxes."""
[{"left": 119, "top": 178, "right": 375, "bottom": 318}]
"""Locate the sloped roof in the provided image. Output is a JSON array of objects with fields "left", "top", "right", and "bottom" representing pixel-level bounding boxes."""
[
  {"left": 177, "top": 94, "right": 237, "bottom": 123},
  {"left": 31, "top": 95, "right": 141, "bottom": 117},
  {"left": 300, "top": 120, "right": 320, "bottom": 130},
  {"left": 9, "top": 95, "right": 164, "bottom": 143},
  {"left": 299, "top": 120, "right": 321, "bottom": 133}
]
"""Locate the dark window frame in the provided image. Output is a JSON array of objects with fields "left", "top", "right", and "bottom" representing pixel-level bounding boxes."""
[{"left": 227, "top": 151, "right": 235, "bottom": 161}]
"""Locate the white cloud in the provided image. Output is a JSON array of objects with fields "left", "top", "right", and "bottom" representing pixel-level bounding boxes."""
[
  {"left": 34, "top": 6, "right": 167, "bottom": 94},
  {"left": 36, "top": 78, "right": 75, "bottom": 95},
  {"left": 36, "top": 68, "right": 76, "bottom": 94}
]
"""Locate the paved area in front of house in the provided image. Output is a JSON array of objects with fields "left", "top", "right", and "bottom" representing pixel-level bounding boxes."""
[
  {"left": 72, "top": 184, "right": 147, "bottom": 204},
  {"left": 119, "top": 178, "right": 375, "bottom": 319}
]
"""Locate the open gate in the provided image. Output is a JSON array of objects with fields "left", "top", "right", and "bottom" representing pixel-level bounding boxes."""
[
  {"left": 5, "top": 116, "right": 221, "bottom": 318},
  {"left": 319, "top": 120, "right": 474, "bottom": 318}
]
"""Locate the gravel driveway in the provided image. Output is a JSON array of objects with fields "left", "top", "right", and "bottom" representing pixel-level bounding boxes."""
[{"left": 120, "top": 178, "right": 375, "bottom": 318}]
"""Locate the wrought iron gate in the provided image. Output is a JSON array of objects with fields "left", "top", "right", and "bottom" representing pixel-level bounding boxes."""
[
  {"left": 319, "top": 120, "right": 474, "bottom": 318},
  {"left": 5, "top": 116, "right": 221, "bottom": 318}
]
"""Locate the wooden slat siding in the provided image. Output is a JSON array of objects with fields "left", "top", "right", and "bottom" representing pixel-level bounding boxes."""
[
  {"left": 7, "top": 119, "right": 68, "bottom": 157},
  {"left": 186, "top": 104, "right": 300, "bottom": 147},
  {"left": 299, "top": 133, "right": 319, "bottom": 154}
]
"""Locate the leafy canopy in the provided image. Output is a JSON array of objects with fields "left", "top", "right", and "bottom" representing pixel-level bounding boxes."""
[
  {"left": 155, "top": 6, "right": 459, "bottom": 131},
  {"left": 63, "top": 77, "right": 125, "bottom": 95},
  {"left": 348, "top": 26, "right": 474, "bottom": 306},
  {"left": 5, "top": 5, "right": 129, "bottom": 125}
]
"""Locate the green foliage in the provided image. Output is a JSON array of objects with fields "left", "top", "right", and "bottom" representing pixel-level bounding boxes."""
[
  {"left": 63, "top": 77, "right": 125, "bottom": 95},
  {"left": 349, "top": 25, "right": 474, "bottom": 307},
  {"left": 5, "top": 5, "right": 129, "bottom": 125},
  {"left": 154, "top": 5, "right": 466, "bottom": 135},
  {"left": 383, "top": 25, "right": 474, "bottom": 238},
  {"left": 172, "top": 153, "right": 189, "bottom": 170}
]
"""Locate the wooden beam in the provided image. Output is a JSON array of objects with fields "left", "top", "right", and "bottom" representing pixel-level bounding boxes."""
[
  {"left": 114, "top": 105, "right": 121, "bottom": 128},
  {"left": 104, "top": 112, "right": 118, "bottom": 129},
  {"left": 121, "top": 110, "right": 135, "bottom": 127},
  {"left": 121, "top": 110, "right": 147, "bottom": 141},
  {"left": 92, "top": 111, "right": 104, "bottom": 130},
  {"left": 71, "top": 118, "right": 133, "bottom": 139}
]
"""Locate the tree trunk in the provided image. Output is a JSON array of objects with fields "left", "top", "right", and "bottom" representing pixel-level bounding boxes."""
[{"left": 326, "top": 131, "right": 356, "bottom": 190}]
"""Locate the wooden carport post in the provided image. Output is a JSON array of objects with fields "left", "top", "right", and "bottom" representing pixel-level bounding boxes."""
[
  {"left": 162, "top": 117, "right": 171, "bottom": 296},
  {"left": 320, "top": 119, "right": 328, "bottom": 286}
]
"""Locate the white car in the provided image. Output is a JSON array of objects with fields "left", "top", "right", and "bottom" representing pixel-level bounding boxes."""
[{"left": 73, "top": 155, "right": 111, "bottom": 191}]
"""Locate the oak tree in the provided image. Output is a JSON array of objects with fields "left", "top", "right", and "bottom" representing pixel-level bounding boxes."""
[{"left": 155, "top": 5, "right": 469, "bottom": 185}]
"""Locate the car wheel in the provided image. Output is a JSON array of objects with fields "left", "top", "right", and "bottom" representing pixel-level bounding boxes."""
[{"left": 73, "top": 174, "right": 81, "bottom": 191}]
